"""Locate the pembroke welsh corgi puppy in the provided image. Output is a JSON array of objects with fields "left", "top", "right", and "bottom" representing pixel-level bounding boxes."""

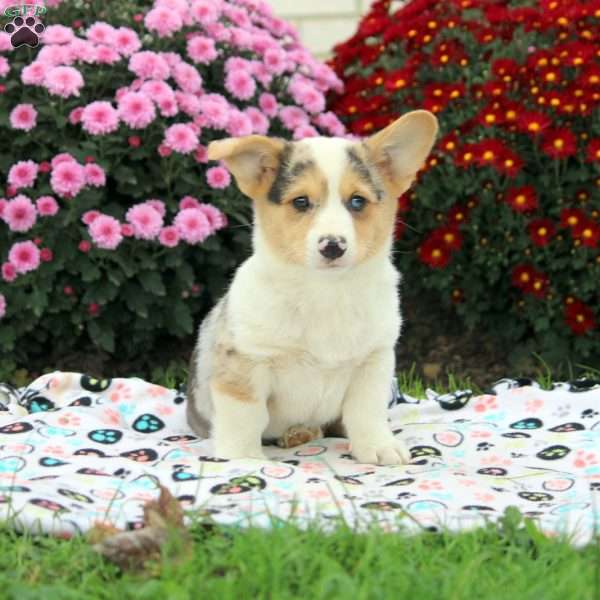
[{"left": 186, "top": 110, "right": 438, "bottom": 465}]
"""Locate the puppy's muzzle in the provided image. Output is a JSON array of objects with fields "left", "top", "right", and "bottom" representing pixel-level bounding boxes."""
[{"left": 318, "top": 235, "right": 347, "bottom": 260}]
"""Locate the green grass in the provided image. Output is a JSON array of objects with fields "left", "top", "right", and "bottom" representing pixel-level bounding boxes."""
[
  {"left": 1, "top": 367, "right": 599, "bottom": 598},
  {"left": 1, "top": 519, "right": 598, "bottom": 600}
]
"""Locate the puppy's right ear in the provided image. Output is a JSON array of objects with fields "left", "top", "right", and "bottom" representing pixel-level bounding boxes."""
[{"left": 207, "top": 136, "right": 287, "bottom": 199}]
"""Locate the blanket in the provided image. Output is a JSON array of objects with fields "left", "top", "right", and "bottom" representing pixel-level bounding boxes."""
[{"left": 0, "top": 371, "right": 598, "bottom": 545}]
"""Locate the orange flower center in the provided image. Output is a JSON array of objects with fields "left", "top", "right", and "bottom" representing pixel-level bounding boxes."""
[
  {"left": 483, "top": 151, "right": 495, "bottom": 161},
  {"left": 515, "top": 194, "right": 526, "bottom": 204},
  {"left": 533, "top": 281, "right": 543, "bottom": 290},
  {"left": 538, "top": 227, "right": 548, "bottom": 236},
  {"left": 444, "top": 233, "right": 455, "bottom": 243},
  {"left": 395, "top": 79, "right": 405, "bottom": 88},
  {"left": 528, "top": 122, "right": 540, "bottom": 132},
  {"left": 576, "top": 314, "right": 585, "bottom": 323},
  {"left": 506, "top": 110, "right": 517, "bottom": 120},
  {"left": 349, "top": 106, "right": 357, "bottom": 114},
  {"left": 567, "top": 216, "right": 578, "bottom": 226},
  {"left": 553, "top": 138, "right": 564, "bottom": 149},
  {"left": 583, "top": 228, "right": 593, "bottom": 238},
  {"left": 505, "top": 159, "right": 515, "bottom": 168},
  {"left": 431, "top": 249, "right": 442, "bottom": 259},
  {"left": 484, "top": 114, "right": 496, "bottom": 124},
  {"left": 455, "top": 212, "right": 464, "bottom": 221},
  {"left": 463, "top": 152, "right": 473, "bottom": 161},
  {"left": 446, "top": 141, "right": 456, "bottom": 150},
  {"left": 520, "top": 273, "right": 530, "bottom": 283}
]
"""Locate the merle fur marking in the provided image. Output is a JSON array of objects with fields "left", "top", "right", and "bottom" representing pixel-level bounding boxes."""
[
  {"left": 267, "top": 144, "right": 293, "bottom": 204},
  {"left": 347, "top": 147, "right": 384, "bottom": 201}
]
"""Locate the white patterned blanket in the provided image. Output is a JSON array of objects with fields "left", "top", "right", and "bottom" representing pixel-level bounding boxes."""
[{"left": 0, "top": 371, "right": 598, "bottom": 545}]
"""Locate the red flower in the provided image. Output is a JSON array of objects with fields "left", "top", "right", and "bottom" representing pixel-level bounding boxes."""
[
  {"left": 517, "top": 111, "right": 551, "bottom": 135},
  {"left": 541, "top": 127, "right": 578, "bottom": 159},
  {"left": 454, "top": 144, "right": 478, "bottom": 168},
  {"left": 586, "top": 139, "right": 600, "bottom": 163},
  {"left": 505, "top": 186, "right": 538, "bottom": 212},
  {"left": 397, "top": 194, "right": 411, "bottom": 212},
  {"left": 560, "top": 207, "right": 586, "bottom": 228},
  {"left": 527, "top": 218, "right": 556, "bottom": 247},
  {"left": 511, "top": 264, "right": 536, "bottom": 290},
  {"left": 496, "top": 150, "right": 524, "bottom": 177},
  {"left": 477, "top": 105, "right": 504, "bottom": 127},
  {"left": 528, "top": 273, "right": 550, "bottom": 298},
  {"left": 447, "top": 204, "right": 469, "bottom": 225},
  {"left": 383, "top": 67, "right": 414, "bottom": 91},
  {"left": 573, "top": 219, "right": 600, "bottom": 248},
  {"left": 431, "top": 226, "right": 463, "bottom": 251},
  {"left": 564, "top": 300, "right": 597, "bottom": 335},
  {"left": 394, "top": 217, "right": 406, "bottom": 240},
  {"left": 418, "top": 237, "right": 452, "bottom": 268},
  {"left": 491, "top": 58, "right": 519, "bottom": 81},
  {"left": 473, "top": 139, "right": 508, "bottom": 168}
]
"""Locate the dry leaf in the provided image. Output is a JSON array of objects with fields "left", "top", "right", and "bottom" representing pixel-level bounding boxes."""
[{"left": 89, "top": 485, "right": 191, "bottom": 571}]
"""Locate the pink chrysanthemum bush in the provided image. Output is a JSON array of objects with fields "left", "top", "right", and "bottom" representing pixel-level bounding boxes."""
[
  {"left": 0, "top": 0, "right": 344, "bottom": 364},
  {"left": 330, "top": 0, "right": 599, "bottom": 369}
]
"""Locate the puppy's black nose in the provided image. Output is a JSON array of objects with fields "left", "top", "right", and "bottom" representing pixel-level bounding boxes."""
[{"left": 319, "top": 236, "right": 347, "bottom": 260}]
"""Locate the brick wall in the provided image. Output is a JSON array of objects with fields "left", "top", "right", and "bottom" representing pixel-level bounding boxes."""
[{"left": 268, "top": 0, "right": 372, "bottom": 59}]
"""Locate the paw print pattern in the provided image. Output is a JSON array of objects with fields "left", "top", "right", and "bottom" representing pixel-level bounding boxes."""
[
  {"left": 573, "top": 450, "right": 598, "bottom": 469},
  {"left": 5, "top": 16, "right": 44, "bottom": 48},
  {"left": 132, "top": 414, "right": 165, "bottom": 433},
  {"left": 581, "top": 408, "right": 599, "bottom": 419},
  {"left": 590, "top": 482, "right": 600, "bottom": 492},
  {"left": 88, "top": 429, "right": 123, "bottom": 444},
  {"left": 476, "top": 442, "right": 494, "bottom": 451},
  {"left": 473, "top": 395, "right": 498, "bottom": 413}
]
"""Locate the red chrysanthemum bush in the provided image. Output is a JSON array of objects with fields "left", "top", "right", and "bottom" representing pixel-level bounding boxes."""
[
  {"left": 330, "top": 0, "right": 600, "bottom": 367},
  {"left": 0, "top": 0, "right": 345, "bottom": 368}
]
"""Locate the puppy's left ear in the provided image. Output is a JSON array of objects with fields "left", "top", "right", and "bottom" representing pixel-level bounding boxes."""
[{"left": 365, "top": 110, "right": 438, "bottom": 193}]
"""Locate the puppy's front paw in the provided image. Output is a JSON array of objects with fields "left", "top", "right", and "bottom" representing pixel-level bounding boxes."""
[{"left": 350, "top": 436, "right": 410, "bottom": 465}]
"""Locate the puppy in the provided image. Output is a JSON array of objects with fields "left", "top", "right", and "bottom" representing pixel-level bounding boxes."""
[{"left": 186, "top": 111, "right": 438, "bottom": 465}]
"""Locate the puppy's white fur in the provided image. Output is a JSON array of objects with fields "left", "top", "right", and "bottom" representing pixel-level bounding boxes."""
[{"left": 187, "top": 111, "right": 438, "bottom": 465}]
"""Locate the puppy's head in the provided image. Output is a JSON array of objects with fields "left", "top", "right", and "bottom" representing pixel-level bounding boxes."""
[{"left": 208, "top": 110, "right": 438, "bottom": 270}]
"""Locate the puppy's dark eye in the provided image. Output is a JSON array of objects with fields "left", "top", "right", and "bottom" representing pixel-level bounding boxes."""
[
  {"left": 348, "top": 195, "right": 367, "bottom": 212},
  {"left": 292, "top": 196, "right": 311, "bottom": 212}
]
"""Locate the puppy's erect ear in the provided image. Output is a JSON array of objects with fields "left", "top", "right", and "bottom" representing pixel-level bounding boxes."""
[
  {"left": 365, "top": 110, "right": 438, "bottom": 194},
  {"left": 207, "top": 135, "right": 286, "bottom": 199}
]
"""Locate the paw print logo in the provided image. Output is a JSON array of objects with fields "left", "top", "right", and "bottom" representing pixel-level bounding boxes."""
[
  {"left": 132, "top": 413, "right": 165, "bottom": 433},
  {"left": 418, "top": 480, "right": 443, "bottom": 491},
  {"left": 581, "top": 408, "right": 599, "bottom": 419},
  {"left": 473, "top": 395, "right": 498, "bottom": 413},
  {"left": 88, "top": 428, "right": 123, "bottom": 444},
  {"left": 573, "top": 450, "right": 598, "bottom": 469},
  {"left": 5, "top": 15, "right": 45, "bottom": 48},
  {"left": 590, "top": 482, "right": 600, "bottom": 492}
]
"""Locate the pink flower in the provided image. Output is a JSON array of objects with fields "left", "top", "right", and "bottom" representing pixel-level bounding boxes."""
[
  {"left": 0, "top": 198, "right": 6, "bottom": 217},
  {"left": 179, "top": 195, "right": 200, "bottom": 209},
  {"left": 84, "top": 163, "right": 106, "bottom": 187},
  {"left": 190, "top": 0, "right": 221, "bottom": 25},
  {"left": 198, "top": 94, "right": 230, "bottom": 129},
  {"left": 140, "top": 79, "right": 174, "bottom": 102},
  {"left": 145, "top": 199, "right": 166, "bottom": 217},
  {"left": 21, "top": 62, "right": 47, "bottom": 86},
  {"left": 158, "top": 144, "right": 172, "bottom": 157},
  {"left": 3, "top": 195, "right": 37, "bottom": 232},
  {"left": 8, "top": 241, "right": 40, "bottom": 274},
  {"left": 129, "top": 51, "right": 170, "bottom": 80},
  {"left": 79, "top": 240, "right": 91, "bottom": 252},
  {"left": 176, "top": 91, "right": 202, "bottom": 117},
  {"left": 69, "top": 107, "right": 84, "bottom": 125},
  {"left": 8, "top": 160, "right": 38, "bottom": 190},
  {"left": 40, "top": 248, "right": 53, "bottom": 262},
  {"left": 145, "top": 6, "right": 183, "bottom": 37},
  {"left": 86, "top": 22, "right": 116, "bottom": 45},
  {"left": 194, "top": 145, "right": 209, "bottom": 163},
  {"left": 51, "top": 153, "right": 77, "bottom": 168},
  {"left": 263, "top": 48, "right": 286, "bottom": 75},
  {"left": 44, "top": 66, "right": 85, "bottom": 98},
  {"left": 159, "top": 226, "right": 180, "bottom": 247},
  {"left": 226, "top": 109, "right": 253, "bottom": 137},
  {"left": 0, "top": 294, "right": 5, "bottom": 319},
  {"left": 198, "top": 203, "right": 227, "bottom": 230},
  {"left": 174, "top": 208, "right": 211, "bottom": 244},
  {"left": 93, "top": 45, "right": 120, "bottom": 65},
  {"left": 50, "top": 161, "right": 86, "bottom": 198},
  {"left": 0, "top": 56, "right": 9, "bottom": 78},
  {"left": 164, "top": 123, "right": 199, "bottom": 154},
  {"left": 89, "top": 214, "right": 123, "bottom": 250},
  {"left": 118, "top": 91, "right": 156, "bottom": 129},
  {"left": 36, "top": 196, "right": 59, "bottom": 217},
  {"left": 206, "top": 166, "right": 231, "bottom": 189},
  {"left": 259, "top": 93, "right": 278, "bottom": 117},
  {"left": 112, "top": 27, "right": 141, "bottom": 56},
  {"left": 125, "top": 203, "right": 164, "bottom": 240},
  {"left": 314, "top": 112, "right": 345, "bottom": 136},
  {"left": 173, "top": 62, "right": 203, "bottom": 93},
  {"left": 294, "top": 125, "right": 319, "bottom": 140},
  {"left": 225, "top": 69, "right": 256, "bottom": 100},
  {"left": 82, "top": 210, "right": 101, "bottom": 225},
  {"left": 42, "top": 24, "right": 75, "bottom": 45},
  {"left": 245, "top": 107, "right": 270, "bottom": 135},
  {"left": 2, "top": 261, "right": 16, "bottom": 282},
  {"left": 0, "top": 32, "right": 11, "bottom": 52},
  {"left": 187, "top": 35, "right": 218, "bottom": 64},
  {"left": 280, "top": 106, "right": 309, "bottom": 130},
  {"left": 81, "top": 101, "right": 119, "bottom": 135},
  {"left": 9, "top": 104, "right": 37, "bottom": 131}
]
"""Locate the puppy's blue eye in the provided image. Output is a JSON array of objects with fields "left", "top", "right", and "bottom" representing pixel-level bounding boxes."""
[
  {"left": 292, "top": 196, "right": 311, "bottom": 211},
  {"left": 348, "top": 195, "right": 367, "bottom": 212}
]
